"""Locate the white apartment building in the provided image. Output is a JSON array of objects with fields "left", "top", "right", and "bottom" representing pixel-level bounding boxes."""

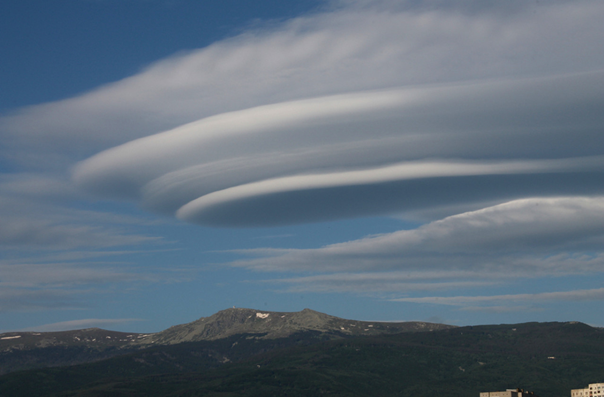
[{"left": 571, "top": 383, "right": 604, "bottom": 397}]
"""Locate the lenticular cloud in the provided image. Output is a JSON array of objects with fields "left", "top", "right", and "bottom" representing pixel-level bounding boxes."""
[{"left": 73, "top": 71, "right": 604, "bottom": 227}]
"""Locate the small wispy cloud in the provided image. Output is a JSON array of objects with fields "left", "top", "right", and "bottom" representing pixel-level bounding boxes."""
[
  {"left": 392, "top": 288, "right": 604, "bottom": 306},
  {"left": 251, "top": 234, "right": 294, "bottom": 240},
  {"left": 0, "top": 251, "right": 187, "bottom": 314},
  {"left": 261, "top": 271, "right": 496, "bottom": 294},
  {"left": 3, "top": 318, "right": 144, "bottom": 333},
  {"left": 460, "top": 306, "right": 540, "bottom": 314},
  {"left": 0, "top": 288, "right": 86, "bottom": 313},
  {"left": 0, "top": 192, "right": 161, "bottom": 250},
  {"left": 0, "top": 262, "right": 143, "bottom": 289}
]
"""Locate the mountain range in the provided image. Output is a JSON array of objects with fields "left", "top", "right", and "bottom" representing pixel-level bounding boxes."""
[
  {"left": 0, "top": 307, "right": 451, "bottom": 375},
  {"left": 1, "top": 308, "right": 603, "bottom": 396}
]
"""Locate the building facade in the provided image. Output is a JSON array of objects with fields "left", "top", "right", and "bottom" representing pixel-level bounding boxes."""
[{"left": 572, "top": 383, "right": 604, "bottom": 397}]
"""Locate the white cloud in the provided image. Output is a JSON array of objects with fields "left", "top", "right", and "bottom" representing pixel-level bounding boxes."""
[
  {"left": 227, "top": 197, "right": 604, "bottom": 274},
  {"left": 1, "top": 1, "right": 601, "bottom": 235},
  {"left": 72, "top": 72, "right": 604, "bottom": 226},
  {"left": 2, "top": 1, "right": 603, "bottom": 171},
  {"left": 2, "top": 0, "right": 604, "bottom": 309}
]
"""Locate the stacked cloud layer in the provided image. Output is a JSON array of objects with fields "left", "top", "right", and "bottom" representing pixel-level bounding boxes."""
[
  {"left": 3, "top": 0, "right": 604, "bottom": 314},
  {"left": 4, "top": 1, "right": 604, "bottom": 171},
  {"left": 73, "top": 71, "right": 604, "bottom": 227}
]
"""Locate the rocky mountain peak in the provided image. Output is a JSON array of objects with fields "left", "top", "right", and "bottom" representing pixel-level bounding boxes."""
[{"left": 137, "top": 308, "right": 453, "bottom": 345}]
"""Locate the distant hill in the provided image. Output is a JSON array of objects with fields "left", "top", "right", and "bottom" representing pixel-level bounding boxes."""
[
  {"left": 0, "top": 328, "right": 150, "bottom": 352},
  {"left": 2, "top": 320, "right": 603, "bottom": 396},
  {"left": 0, "top": 328, "right": 148, "bottom": 375},
  {"left": 0, "top": 307, "right": 452, "bottom": 375}
]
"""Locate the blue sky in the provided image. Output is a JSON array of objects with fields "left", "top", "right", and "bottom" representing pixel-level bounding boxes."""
[{"left": 1, "top": 0, "right": 604, "bottom": 333}]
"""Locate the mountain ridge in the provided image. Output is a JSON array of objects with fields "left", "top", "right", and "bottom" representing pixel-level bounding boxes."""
[
  {"left": 138, "top": 307, "right": 454, "bottom": 345},
  {"left": 0, "top": 307, "right": 453, "bottom": 375},
  {"left": 1, "top": 319, "right": 602, "bottom": 396}
]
